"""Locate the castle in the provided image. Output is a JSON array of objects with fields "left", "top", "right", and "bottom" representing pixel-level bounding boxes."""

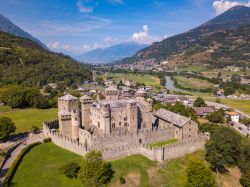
[{"left": 43, "top": 86, "right": 208, "bottom": 161}]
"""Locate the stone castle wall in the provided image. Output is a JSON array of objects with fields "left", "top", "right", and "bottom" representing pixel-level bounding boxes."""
[
  {"left": 101, "top": 134, "right": 207, "bottom": 161},
  {"left": 43, "top": 120, "right": 208, "bottom": 161},
  {"left": 43, "top": 121, "right": 88, "bottom": 155}
]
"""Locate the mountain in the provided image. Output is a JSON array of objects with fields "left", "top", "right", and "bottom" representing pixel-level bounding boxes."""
[
  {"left": 0, "top": 14, "right": 48, "bottom": 49},
  {"left": 80, "top": 42, "right": 148, "bottom": 64},
  {"left": 120, "top": 5, "right": 250, "bottom": 68},
  {"left": 0, "top": 32, "right": 92, "bottom": 86}
]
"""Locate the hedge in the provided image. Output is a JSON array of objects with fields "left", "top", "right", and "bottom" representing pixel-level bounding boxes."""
[
  {"left": 43, "top": 137, "right": 51, "bottom": 143},
  {"left": 3, "top": 142, "right": 41, "bottom": 187}
]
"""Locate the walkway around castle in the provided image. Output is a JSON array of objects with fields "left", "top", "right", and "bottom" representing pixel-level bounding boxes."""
[{"left": 0, "top": 132, "right": 44, "bottom": 186}]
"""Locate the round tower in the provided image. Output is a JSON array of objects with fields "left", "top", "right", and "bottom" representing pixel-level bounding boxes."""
[
  {"left": 101, "top": 103, "right": 111, "bottom": 134},
  {"left": 71, "top": 109, "right": 80, "bottom": 140}
]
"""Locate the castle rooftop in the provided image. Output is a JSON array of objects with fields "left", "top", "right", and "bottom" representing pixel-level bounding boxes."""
[
  {"left": 59, "top": 94, "right": 78, "bottom": 101},
  {"left": 154, "top": 108, "right": 191, "bottom": 127},
  {"left": 93, "top": 99, "right": 136, "bottom": 108},
  {"left": 105, "top": 86, "right": 118, "bottom": 92},
  {"left": 59, "top": 110, "right": 71, "bottom": 116},
  {"left": 80, "top": 95, "right": 92, "bottom": 101}
]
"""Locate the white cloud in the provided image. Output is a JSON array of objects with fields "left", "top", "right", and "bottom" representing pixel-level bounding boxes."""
[
  {"left": 107, "top": 0, "right": 124, "bottom": 4},
  {"left": 131, "top": 25, "right": 159, "bottom": 44},
  {"left": 213, "top": 0, "right": 250, "bottom": 15},
  {"left": 48, "top": 41, "right": 71, "bottom": 51},
  {"left": 77, "top": 0, "right": 95, "bottom": 13}
]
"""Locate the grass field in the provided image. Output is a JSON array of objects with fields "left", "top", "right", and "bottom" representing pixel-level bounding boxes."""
[
  {"left": 100, "top": 73, "right": 161, "bottom": 87},
  {"left": 0, "top": 108, "right": 57, "bottom": 133},
  {"left": 11, "top": 143, "right": 82, "bottom": 187},
  {"left": 174, "top": 76, "right": 215, "bottom": 90},
  {"left": 11, "top": 143, "right": 241, "bottom": 187},
  {"left": 179, "top": 64, "right": 210, "bottom": 72},
  {"left": 205, "top": 98, "right": 250, "bottom": 116},
  {"left": 149, "top": 139, "right": 178, "bottom": 148},
  {"left": 111, "top": 155, "right": 158, "bottom": 186}
]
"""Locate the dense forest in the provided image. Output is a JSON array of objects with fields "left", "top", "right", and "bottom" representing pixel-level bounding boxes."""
[{"left": 0, "top": 32, "right": 92, "bottom": 87}]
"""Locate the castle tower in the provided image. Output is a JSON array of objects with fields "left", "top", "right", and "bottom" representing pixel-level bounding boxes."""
[
  {"left": 135, "top": 88, "right": 147, "bottom": 102},
  {"left": 126, "top": 101, "right": 138, "bottom": 132},
  {"left": 58, "top": 94, "right": 79, "bottom": 112},
  {"left": 101, "top": 103, "right": 111, "bottom": 134},
  {"left": 58, "top": 111, "right": 72, "bottom": 137},
  {"left": 80, "top": 95, "right": 93, "bottom": 130},
  {"left": 71, "top": 109, "right": 80, "bottom": 140},
  {"left": 105, "top": 86, "right": 119, "bottom": 101}
]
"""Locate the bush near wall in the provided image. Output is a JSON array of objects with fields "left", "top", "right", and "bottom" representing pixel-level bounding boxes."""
[{"left": 3, "top": 142, "right": 41, "bottom": 187}]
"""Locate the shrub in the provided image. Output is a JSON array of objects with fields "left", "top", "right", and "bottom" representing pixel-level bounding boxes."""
[
  {"left": 119, "top": 176, "right": 126, "bottom": 184},
  {"left": 0, "top": 116, "right": 16, "bottom": 140},
  {"left": 43, "top": 138, "right": 51, "bottom": 143},
  {"left": 58, "top": 162, "right": 80, "bottom": 178},
  {"left": 3, "top": 142, "right": 41, "bottom": 187}
]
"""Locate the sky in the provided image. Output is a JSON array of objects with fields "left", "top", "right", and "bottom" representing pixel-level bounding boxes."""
[{"left": 0, "top": 0, "right": 250, "bottom": 57}]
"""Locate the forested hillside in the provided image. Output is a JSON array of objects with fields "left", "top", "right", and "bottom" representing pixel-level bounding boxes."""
[{"left": 0, "top": 32, "right": 92, "bottom": 87}]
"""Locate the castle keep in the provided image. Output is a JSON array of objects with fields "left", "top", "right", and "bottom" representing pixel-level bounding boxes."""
[{"left": 43, "top": 86, "right": 208, "bottom": 161}]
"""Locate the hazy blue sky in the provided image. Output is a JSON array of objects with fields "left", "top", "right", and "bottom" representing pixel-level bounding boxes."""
[{"left": 0, "top": 0, "right": 249, "bottom": 56}]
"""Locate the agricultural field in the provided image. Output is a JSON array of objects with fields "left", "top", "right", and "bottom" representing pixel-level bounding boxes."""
[
  {"left": 202, "top": 69, "right": 250, "bottom": 80},
  {"left": 0, "top": 107, "right": 57, "bottom": 133},
  {"left": 174, "top": 76, "right": 215, "bottom": 91},
  {"left": 205, "top": 98, "right": 250, "bottom": 116},
  {"left": 10, "top": 143, "right": 241, "bottom": 187},
  {"left": 99, "top": 73, "right": 161, "bottom": 87},
  {"left": 179, "top": 64, "right": 210, "bottom": 72}
]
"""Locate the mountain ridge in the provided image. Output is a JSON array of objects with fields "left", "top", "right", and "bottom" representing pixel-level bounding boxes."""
[
  {"left": 80, "top": 42, "right": 148, "bottom": 64},
  {"left": 119, "top": 5, "right": 250, "bottom": 67},
  {"left": 0, "top": 14, "right": 48, "bottom": 49}
]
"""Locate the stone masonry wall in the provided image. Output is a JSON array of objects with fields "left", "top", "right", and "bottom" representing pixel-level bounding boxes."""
[{"left": 43, "top": 120, "right": 208, "bottom": 161}]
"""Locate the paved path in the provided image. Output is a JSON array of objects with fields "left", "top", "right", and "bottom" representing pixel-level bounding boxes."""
[{"left": 0, "top": 132, "right": 44, "bottom": 185}]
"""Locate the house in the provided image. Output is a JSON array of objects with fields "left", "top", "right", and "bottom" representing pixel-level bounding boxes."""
[
  {"left": 225, "top": 111, "right": 240, "bottom": 123},
  {"left": 216, "top": 89, "right": 224, "bottom": 97},
  {"left": 154, "top": 108, "right": 199, "bottom": 140},
  {"left": 193, "top": 106, "right": 215, "bottom": 117}
]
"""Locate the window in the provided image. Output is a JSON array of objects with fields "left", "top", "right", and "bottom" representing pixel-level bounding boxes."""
[
  {"left": 75, "top": 118, "right": 77, "bottom": 120},
  {"left": 124, "top": 122, "right": 128, "bottom": 127},
  {"left": 189, "top": 128, "right": 191, "bottom": 131},
  {"left": 112, "top": 123, "right": 115, "bottom": 128},
  {"left": 119, "top": 122, "right": 121, "bottom": 126},
  {"left": 98, "top": 122, "right": 100, "bottom": 128},
  {"left": 124, "top": 117, "right": 127, "bottom": 121}
]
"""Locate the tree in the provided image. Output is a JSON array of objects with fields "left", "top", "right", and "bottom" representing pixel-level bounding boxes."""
[
  {"left": 205, "top": 126, "right": 241, "bottom": 172},
  {"left": 207, "top": 109, "right": 224, "bottom": 123},
  {"left": 58, "top": 162, "right": 80, "bottom": 178},
  {"left": 193, "top": 97, "right": 207, "bottom": 107},
  {"left": 240, "top": 170, "right": 250, "bottom": 187},
  {"left": 79, "top": 150, "right": 114, "bottom": 187},
  {"left": 44, "top": 85, "right": 52, "bottom": 93},
  {"left": 185, "top": 159, "right": 216, "bottom": 187},
  {"left": 0, "top": 117, "right": 16, "bottom": 140}
]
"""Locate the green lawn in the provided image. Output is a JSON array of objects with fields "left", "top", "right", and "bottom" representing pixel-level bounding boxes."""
[
  {"left": 111, "top": 155, "right": 157, "bottom": 186},
  {"left": 11, "top": 143, "right": 158, "bottom": 187},
  {"left": 100, "top": 73, "right": 161, "bottom": 87},
  {"left": 149, "top": 139, "right": 178, "bottom": 148},
  {"left": 11, "top": 142, "right": 239, "bottom": 187},
  {"left": 160, "top": 150, "right": 206, "bottom": 187},
  {"left": 0, "top": 108, "right": 57, "bottom": 133},
  {"left": 11, "top": 143, "right": 82, "bottom": 187},
  {"left": 174, "top": 76, "right": 215, "bottom": 90}
]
